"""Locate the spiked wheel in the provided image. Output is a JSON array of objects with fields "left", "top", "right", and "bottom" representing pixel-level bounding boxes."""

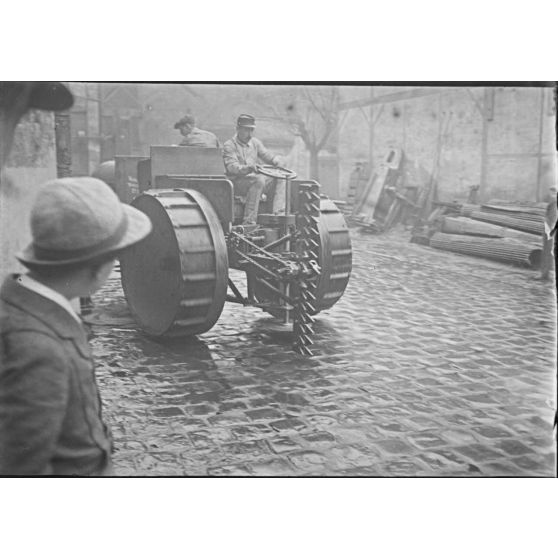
[
  {"left": 293, "top": 183, "right": 321, "bottom": 355},
  {"left": 247, "top": 186, "right": 352, "bottom": 354}
]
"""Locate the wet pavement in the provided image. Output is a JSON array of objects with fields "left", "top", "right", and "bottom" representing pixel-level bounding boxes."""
[{"left": 88, "top": 229, "right": 557, "bottom": 476}]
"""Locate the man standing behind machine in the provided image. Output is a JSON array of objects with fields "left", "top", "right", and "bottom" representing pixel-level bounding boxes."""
[
  {"left": 174, "top": 114, "right": 220, "bottom": 148},
  {"left": 540, "top": 184, "right": 558, "bottom": 282},
  {"left": 223, "top": 114, "right": 285, "bottom": 225}
]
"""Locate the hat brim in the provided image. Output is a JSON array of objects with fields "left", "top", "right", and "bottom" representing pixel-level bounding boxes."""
[
  {"left": 28, "top": 82, "right": 74, "bottom": 112},
  {"left": 17, "top": 204, "right": 153, "bottom": 267},
  {"left": 238, "top": 124, "right": 256, "bottom": 129}
]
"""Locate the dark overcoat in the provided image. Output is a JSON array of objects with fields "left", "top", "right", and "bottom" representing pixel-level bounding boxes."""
[{"left": 0, "top": 275, "right": 113, "bottom": 475}]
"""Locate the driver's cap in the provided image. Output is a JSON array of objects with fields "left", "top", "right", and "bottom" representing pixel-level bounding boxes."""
[{"left": 237, "top": 114, "right": 256, "bottom": 128}]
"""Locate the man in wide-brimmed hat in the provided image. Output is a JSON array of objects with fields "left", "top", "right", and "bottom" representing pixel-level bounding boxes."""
[
  {"left": 222, "top": 114, "right": 285, "bottom": 224},
  {"left": 0, "top": 177, "right": 152, "bottom": 475}
]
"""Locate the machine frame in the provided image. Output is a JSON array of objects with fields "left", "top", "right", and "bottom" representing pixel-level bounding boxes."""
[{"left": 118, "top": 146, "right": 352, "bottom": 355}]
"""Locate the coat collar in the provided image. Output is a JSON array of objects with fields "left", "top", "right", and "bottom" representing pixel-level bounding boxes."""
[
  {"left": 233, "top": 133, "right": 253, "bottom": 148},
  {"left": 17, "top": 274, "right": 81, "bottom": 323},
  {"left": 0, "top": 274, "right": 88, "bottom": 343}
]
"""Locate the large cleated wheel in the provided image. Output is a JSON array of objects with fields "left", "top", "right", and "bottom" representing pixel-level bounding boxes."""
[
  {"left": 311, "top": 196, "right": 352, "bottom": 314},
  {"left": 249, "top": 194, "right": 352, "bottom": 318},
  {"left": 120, "top": 188, "right": 228, "bottom": 337}
]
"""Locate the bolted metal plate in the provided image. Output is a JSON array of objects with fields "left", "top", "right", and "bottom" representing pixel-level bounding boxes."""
[{"left": 257, "top": 213, "right": 296, "bottom": 227}]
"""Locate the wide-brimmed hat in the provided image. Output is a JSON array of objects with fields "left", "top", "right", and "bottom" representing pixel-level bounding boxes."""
[
  {"left": 236, "top": 114, "right": 256, "bottom": 128},
  {"left": 0, "top": 82, "right": 74, "bottom": 112},
  {"left": 17, "top": 177, "right": 152, "bottom": 267}
]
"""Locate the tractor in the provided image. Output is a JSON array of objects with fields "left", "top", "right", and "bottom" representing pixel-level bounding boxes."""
[{"left": 115, "top": 146, "right": 352, "bottom": 355}]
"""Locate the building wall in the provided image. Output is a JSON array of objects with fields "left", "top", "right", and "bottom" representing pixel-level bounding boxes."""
[
  {"left": 66, "top": 85, "right": 556, "bottom": 205},
  {"left": 0, "top": 111, "right": 57, "bottom": 275},
  {"left": 338, "top": 86, "right": 557, "bottom": 203},
  {"left": 69, "top": 83, "right": 344, "bottom": 195},
  {"left": 69, "top": 83, "right": 103, "bottom": 175},
  {"left": 134, "top": 84, "right": 297, "bottom": 149}
]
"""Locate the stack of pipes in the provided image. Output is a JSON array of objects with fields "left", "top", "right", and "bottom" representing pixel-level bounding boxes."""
[
  {"left": 468, "top": 202, "right": 546, "bottom": 235},
  {"left": 468, "top": 211, "right": 543, "bottom": 235},
  {"left": 430, "top": 232, "right": 541, "bottom": 268},
  {"left": 460, "top": 203, "right": 480, "bottom": 217},
  {"left": 427, "top": 201, "right": 544, "bottom": 268},
  {"left": 442, "top": 217, "right": 541, "bottom": 245},
  {"left": 485, "top": 199, "right": 547, "bottom": 215}
]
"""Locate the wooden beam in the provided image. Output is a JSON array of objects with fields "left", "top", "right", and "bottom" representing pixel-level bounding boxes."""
[
  {"left": 488, "top": 152, "right": 555, "bottom": 159},
  {"left": 101, "top": 85, "right": 120, "bottom": 104},
  {"left": 535, "top": 88, "right": 545, "bottom": 201},
  {"left": 54, "top": 112, "right": 72, "bottom": 178},
  {"left": 465, "top": 88, "right": 483, "bottom": 115},
  {"left": 339, "top": 87, "right": 452, "bottom": 111},
  {"left": 368, "top": 86, "right": 374, "bottom": 169},
  {"left": 479, "top": 88, "right": 490, "bottom": 201}
]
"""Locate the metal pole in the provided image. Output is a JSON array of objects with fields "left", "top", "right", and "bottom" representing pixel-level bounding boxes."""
[
  {"left": 54, "top": 111, "right": 72, "bottom": 178},
  {"left": 285, "top": 177, "right": 291, "bottom": 214},
  {"left": 479, "top": 87, "right": 490, "bottom": 202},
  {"left": 284, "top": 176, "right": 291, "bottom": 324},
  {"left": 535, "top": 88, "right": 545, "bottom": 201},
  {"left": 369, "top": 86, "right": 374, "bottom": 173}
]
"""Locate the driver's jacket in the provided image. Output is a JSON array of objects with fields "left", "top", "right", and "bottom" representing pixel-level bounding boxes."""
[{"left": 222, "top": 134, "right": 279, "bottom": 177}]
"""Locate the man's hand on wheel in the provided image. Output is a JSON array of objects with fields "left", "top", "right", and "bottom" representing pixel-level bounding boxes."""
[{"left": 242, "top": 165, "right": 258, "bottom": 175}]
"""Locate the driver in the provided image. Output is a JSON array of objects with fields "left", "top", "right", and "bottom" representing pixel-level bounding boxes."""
[{"left": 222, "top": 114, "right": 285, "bottom": 225}]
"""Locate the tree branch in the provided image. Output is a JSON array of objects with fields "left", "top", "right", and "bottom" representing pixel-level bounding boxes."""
[
  {"left": 316, "top": 117, "right": 333, "bottom": 151},
  {"left": 304, "top": 86, "right": 328, "bottom": 120}
]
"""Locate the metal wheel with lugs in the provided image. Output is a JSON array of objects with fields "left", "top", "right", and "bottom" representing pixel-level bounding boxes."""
[
  {"left": 311, "top": 196, "right": 352, "bottom": 313},
  {"left": 120, "top": 188, "right": 228, "bottom": 337},
  {"left": 249, "top": 194, "right": 352, "bottom": 318}
]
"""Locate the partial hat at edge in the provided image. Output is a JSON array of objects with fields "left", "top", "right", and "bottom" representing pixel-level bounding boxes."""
[{"left": 0, "top": 82, "right": 74, "bottom": 112}]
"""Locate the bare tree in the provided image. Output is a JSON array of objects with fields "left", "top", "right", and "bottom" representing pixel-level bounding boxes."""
[{"left": 280, "top": 86, "right": 343, "bottom": 181}]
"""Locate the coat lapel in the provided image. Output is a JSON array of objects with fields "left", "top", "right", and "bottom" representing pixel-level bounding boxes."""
[{"left": 0, "top": 275, "right": 89, "bottom": 347}]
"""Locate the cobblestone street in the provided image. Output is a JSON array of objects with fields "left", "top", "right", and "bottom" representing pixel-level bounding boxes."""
[{"left": 88, "top": 229, "right": 557, "bottom": 476}]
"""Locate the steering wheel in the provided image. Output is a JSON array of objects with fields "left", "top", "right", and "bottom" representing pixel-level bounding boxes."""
[{"left": 256, "top": 165, "right": 297, "bottom": 180}]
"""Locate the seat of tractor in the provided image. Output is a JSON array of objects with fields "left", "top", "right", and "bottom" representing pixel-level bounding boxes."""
[{"left": 139, "top": 145, "right": 275, "bottom": 226}]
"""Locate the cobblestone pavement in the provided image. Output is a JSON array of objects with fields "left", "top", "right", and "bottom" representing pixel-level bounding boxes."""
[{"left": 88, "top": 229, "right": 557, "bottom": 476}]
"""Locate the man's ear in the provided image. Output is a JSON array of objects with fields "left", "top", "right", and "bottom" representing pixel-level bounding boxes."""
[
  {"left": 88, "top": 261, "right": 107, "bottom": 281},
  {"left": 90, "top": 259, "right": 115, "bottom": 281}
]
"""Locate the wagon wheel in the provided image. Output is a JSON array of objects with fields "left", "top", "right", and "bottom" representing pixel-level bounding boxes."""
[{"left": 120, "top": 189, "right": 228, "bottom": 337}]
